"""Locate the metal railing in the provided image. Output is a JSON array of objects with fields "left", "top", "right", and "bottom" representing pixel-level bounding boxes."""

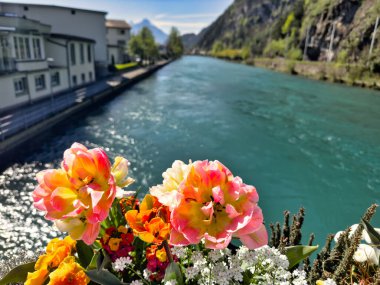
[{"left": 0, "top": 79, "right": 111, "bottom": 141}]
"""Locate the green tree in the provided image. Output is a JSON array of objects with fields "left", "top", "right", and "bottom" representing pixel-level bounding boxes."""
[
  {"left": 128, "top": 27, "right": 159, "bottom": 65},
  {"left": 166, "top": 27, "right": 184, "bottom": 58}
]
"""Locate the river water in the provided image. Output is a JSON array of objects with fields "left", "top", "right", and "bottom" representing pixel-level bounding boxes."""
[{"left": 1, "top": 56, "right": 380, "bottom": 259}]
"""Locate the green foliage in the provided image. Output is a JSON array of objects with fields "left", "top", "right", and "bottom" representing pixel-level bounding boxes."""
[
  {"left": 284, "top": 245, "right": 319, "bottom": 269},
  {"left": 212, "top": 49, "right": 244, "bottom": 60},
  {"left": 361, "top": 219, "right": 380, "bottom": 249},
  {"left": 0, "top": 262, "right": 35, "bottom": 285},
  {"left": 337, "top": 50, "right": 348, "bottom": 64},
  {"left": 167, "top": 27, "right": 184, "bottom": 58},
  {"left": 164, "top": 262, "right": 184, "bottom": 285},
  {"left": 282, "top": 12, "right": 295, "bottom": 35},
  {"left": 86, "top": 269, "right": 125, "bottom": 285},
  {"left": 76, "top": 240, "right": 94, "bottom": 268},
  {"left": 263, "top": 39, "right": 286, "bottom": 58},
  {"left": 287, "top": 48, "right": 303, "bottom": 60},
  {"left": 212, "top": 41, "right": 224, "bottom": 54},
  {"left": 128, "top": 27, "right": 159, "bottom": 64}
]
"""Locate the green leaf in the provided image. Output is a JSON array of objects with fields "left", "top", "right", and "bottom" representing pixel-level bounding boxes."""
[
  {"left": 86, "top": 251, "right": 101, "bottom": 270},
  {"left": 361, "top": 219, "right": 380, "bottom": 248},
  {"left": 76, "top": 240, "right": 94, "bottom": 268},
  {"left": 284, "top": 245, "right": 319, "bottom": 269},
  {"left": 98, "top": 250, "right": 112, "bottom": 270},
  {"left": 163, "top": 262, "right": 184, "bottom": 285},
  {"left": 86, "top": 269, "right": 125, "bottom": 285},
  {"left": 0, "top": 262, "right": 35, "bottom": 285}
]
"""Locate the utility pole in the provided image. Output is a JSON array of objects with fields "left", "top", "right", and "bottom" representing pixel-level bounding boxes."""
[
  {"left": 369, "top": 16, "right": 379, "bottom": 60},
  {"left": 328, "top": 22, "right": 336, "bottom": 62},
  {"left": 303, "top": 25, "right": 311, "bottom": 61}
]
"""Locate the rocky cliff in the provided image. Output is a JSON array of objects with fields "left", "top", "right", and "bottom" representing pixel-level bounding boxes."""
[{"left": 194, "top": 0, "right": 380, "bottom": 64}]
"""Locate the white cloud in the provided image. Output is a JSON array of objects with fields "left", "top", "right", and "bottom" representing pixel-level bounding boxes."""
[{"left": 155, "top": 13, "right": 219, "bottom": 20}]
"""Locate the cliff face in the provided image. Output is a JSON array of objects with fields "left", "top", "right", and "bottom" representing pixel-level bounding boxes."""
[{"left": 195, "top": 0, "right": 380, "bottom": 63}]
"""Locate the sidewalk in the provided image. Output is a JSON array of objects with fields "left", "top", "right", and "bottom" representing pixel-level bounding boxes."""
[{"left": 0, "top": 60, "right": 170, "bottom": 156}]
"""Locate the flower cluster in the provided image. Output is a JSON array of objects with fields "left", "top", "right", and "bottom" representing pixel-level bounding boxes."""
[
  {"left": 145, "top": 244, "right": 178, "bottom": 282},
  {"left": 182, "top": 245, "right": 307, "bottom": 285},
  {"left": 25, "top": 236, "right": 89, "bottom": 285},
  {"left": 32, "top": 143, "right": 132, "bottom": 245},
  {"left": 101, "top": 226, "right": 135, "bottom": 262},
  {"left": 6, "top": 143, "right": 286, "bottom": 285}
]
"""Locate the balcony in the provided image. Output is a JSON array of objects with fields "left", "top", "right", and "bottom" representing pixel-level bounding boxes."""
[
  {"left": 0, "top": 58, "right": 16, "bottom": 74},
  {"left": 16, "top": 59, "right": 48, "bottom": 72}
]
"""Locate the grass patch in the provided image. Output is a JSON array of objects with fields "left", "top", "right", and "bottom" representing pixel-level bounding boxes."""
[{"left": 115, "top": 62, "right": 138, "bottom": 71}]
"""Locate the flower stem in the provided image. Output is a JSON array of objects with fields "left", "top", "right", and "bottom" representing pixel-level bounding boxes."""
[{"left": 163, "top": 240, "right": 174, "bottom": 263}]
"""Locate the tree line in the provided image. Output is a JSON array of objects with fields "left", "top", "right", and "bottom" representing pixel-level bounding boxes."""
[{"left": 128, "top": 27, "right": 184, "bottom": 65}]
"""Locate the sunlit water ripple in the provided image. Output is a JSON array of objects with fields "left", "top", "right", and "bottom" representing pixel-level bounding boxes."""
[{"left": 1, "top": 56, "right": 380, "bottom": 260}]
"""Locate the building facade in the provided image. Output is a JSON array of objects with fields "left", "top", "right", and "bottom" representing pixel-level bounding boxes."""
[
  {"left": 0, "top": 3, "right": 108, "bottom": 77},
  {"left": 0, "top": 13, "right": 96, "bottom": 111},
  {"left": 106, "top": 19, "right": 131, "bottom": 65}
]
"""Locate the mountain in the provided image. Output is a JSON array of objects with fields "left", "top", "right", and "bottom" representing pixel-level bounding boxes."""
[
  {"left": 132, "top": 19, "right": 168, "bottom": 45},
  {"left": 194, "top": 0, "right": 380, "bottom": 63},
  {"left": 181, "top": 33, "right": 199, "bottom": 52}
]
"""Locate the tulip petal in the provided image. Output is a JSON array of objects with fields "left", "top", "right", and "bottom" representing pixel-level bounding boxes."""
[{"left": 239, "top": 224, "right": 268, "bottom": 249}]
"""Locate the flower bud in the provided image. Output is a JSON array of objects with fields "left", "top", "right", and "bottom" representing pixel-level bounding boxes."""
[{"left": 111, "top": 157, "right": 135, "bottom": 188}]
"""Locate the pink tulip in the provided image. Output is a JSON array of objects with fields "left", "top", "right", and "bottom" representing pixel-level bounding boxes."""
[{"left": 168, "top": 160, "right": 268, "bottom": 249}]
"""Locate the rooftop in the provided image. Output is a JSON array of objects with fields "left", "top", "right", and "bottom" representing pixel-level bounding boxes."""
[
  {"left": 0, "top": 2, "right": 107, "bottom": 15},
  {"left": 106, "top": 19, "right": 131, "bottom": 30},
  {"left": 50, "top": 33, "right": 96, "bottom": 43}
]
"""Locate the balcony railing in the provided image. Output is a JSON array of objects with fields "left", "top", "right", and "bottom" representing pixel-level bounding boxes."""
[
  {"left": 0, "top": 58, "right": 16, "bottom": 73},
  {"left": 16, "top": 59, "right": 48, "bottom": 72}
]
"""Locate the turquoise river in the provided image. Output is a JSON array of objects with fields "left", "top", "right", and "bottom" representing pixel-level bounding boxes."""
[{"left": 1, "top": 56, "right": 380, "bottom": 259}]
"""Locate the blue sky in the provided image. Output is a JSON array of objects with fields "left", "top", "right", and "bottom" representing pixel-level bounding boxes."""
[{"left": 2, "top": 0, "right": 234, "bottom": 34}]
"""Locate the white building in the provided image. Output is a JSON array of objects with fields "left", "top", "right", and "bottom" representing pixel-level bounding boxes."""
[
  {"left": 46, "top": 34, "right": 95, "bottom": 88},
  {"left": 106, "top": 19, "right": 131, "bottom": 65},
  {"left": 0, "top": 3, "right": 108, "bottom": 77},
  {"left": 0, "top": 14, "right": 96, "bottom": 111}
]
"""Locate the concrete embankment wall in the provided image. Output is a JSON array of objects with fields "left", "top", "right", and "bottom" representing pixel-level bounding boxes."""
[{"left": 0, "top": 61, "right": 170, "bottom": 168}]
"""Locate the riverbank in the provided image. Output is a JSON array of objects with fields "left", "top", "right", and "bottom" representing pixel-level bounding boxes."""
[
  {"left": 203, "top": 53, "right": 380, "bottom": 90},
  {"left": 0, "top": 60, "right": 170, "bottom": 168},
  {"left": 249, "top": 58, "right": 380, "bottom": 90}
]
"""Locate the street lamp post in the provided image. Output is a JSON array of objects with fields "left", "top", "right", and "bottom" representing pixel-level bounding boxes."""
[{"left": 47, "top": 57, "right": 55, "bottom": 110}]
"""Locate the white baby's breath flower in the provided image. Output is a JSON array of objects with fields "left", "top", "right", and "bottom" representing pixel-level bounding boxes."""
[
  {"left": 112, "top": 256, "right": 132, "bottom": 272},
  {"left": 171, "top": 246, "right": 187, "bottom": 259},
  {"left": 130, "top": 280, "right": 144, "bottom": 285},
  {"left": 164, "top": 280, "right": 177, "bottom": 285}
]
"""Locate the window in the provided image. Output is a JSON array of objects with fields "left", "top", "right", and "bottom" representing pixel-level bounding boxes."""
[
  {"left": 119, "top": 29, "right": 125, "bottom": 35},
  {"left": 14, "top": 77, "right": 28, "bottom": 96},
  {"left": 51, "top": 72, "right": 60, "bottom": 86},
  {"left": 70, "top": 43, "right": 76, "bottom": 65},
  {"left": 18, "top": 37, "right": 25, "bottom": 59},
  {"left": 80, "top": 43, "right": 84, "bottom": 64},
  {"left": 24, "top": 6, "right": 29, "bottom": 11},
  {"left": 14, "top": 37, "right": 19, "bottom": 59},
  {"left": 33, "top": 38, "right": 42, "bottom": 59},
  {"left": 14, "top": 36, "right": 36, "bottom": 60},
  {"left": 89, "top": 72, "right": 93, "bottom": 81},
  {"left": 81, "top": 73, "right": 85, "bottom": 83},
  {"left": 87, "top": 44, "right": 92, "bottom": 63},
  {"left": 71, "top": 9, "right": 76, "bottom": 15},
  {"left": 35, "top": 74, "right": 46, "bottom": 90},
  {"left": 24, "top": 37, "right": 31, "bottom": 59},
  {"left": 72, "top": 75, "right": 77, "bottom": 86}
]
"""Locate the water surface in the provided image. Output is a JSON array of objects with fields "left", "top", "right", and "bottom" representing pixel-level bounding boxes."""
[{"left": 1, "top": 56, "right": 380, "bottom": 259}]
